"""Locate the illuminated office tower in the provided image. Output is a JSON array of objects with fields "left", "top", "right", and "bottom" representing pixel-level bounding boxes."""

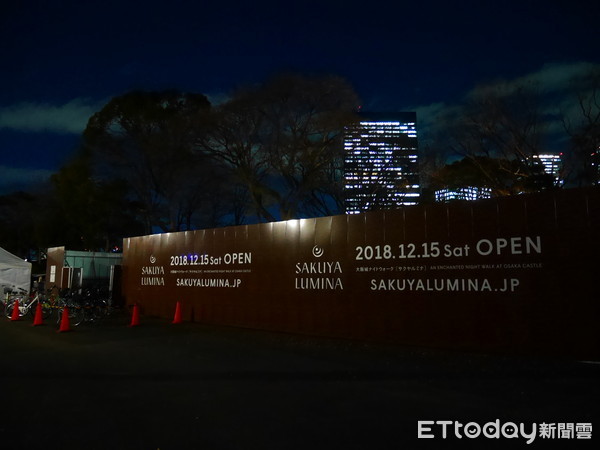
[
  {"left": 343, "top": 112, "right": 419, "bottom": 214},
  {"left": 531, "top": 153, "right": 563, "bottom": 185}
]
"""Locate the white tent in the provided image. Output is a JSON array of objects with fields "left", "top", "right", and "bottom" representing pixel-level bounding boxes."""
[{"left": 0, "top": 247, "right": 32, "bottom": 294}]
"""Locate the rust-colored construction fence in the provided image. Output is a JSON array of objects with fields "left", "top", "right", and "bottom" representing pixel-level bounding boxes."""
[{"left": 122, "top": 187, "right": 600, "bottom": 359}]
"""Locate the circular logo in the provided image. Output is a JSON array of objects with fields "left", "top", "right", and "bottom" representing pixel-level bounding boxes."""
[
  {"left": 150, "top": 255, "right": 156, "bottom": 264},
  {"left": 312, "top": 245, "right": 324, "bottom": 258}
]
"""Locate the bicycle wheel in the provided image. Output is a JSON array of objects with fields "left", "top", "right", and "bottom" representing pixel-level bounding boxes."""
[
  {"left": 29, "top": 302, "right": 38, "bottom": 318},
  {"left": 4, "top": 301, "right": 14, "bottom": 319},
  {"left": 6, "top": 299, "right": 30, "bottom": 319},
  {"left": 81, "top": 302, "right": 99, "bottom": 323},
  {"left": 53, "top": 298, "right": 66, "bottom": 324},
  {"left": 94, "top": 299, "right": 110, "bottom": 320},
  {"left": 40, "top": 300, "right": 54, "bottom": 319},
  {"left": 67, "top": 304, "right": 85, "bottom": 326}
]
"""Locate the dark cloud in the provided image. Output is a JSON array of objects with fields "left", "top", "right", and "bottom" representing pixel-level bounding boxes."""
[{"left": 0, "top": 99, "right": 103, "bottom": 134}]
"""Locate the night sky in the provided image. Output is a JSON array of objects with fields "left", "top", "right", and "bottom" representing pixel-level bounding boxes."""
[{"left": 1, "top": 0, "right": 598, "bottom": 193}]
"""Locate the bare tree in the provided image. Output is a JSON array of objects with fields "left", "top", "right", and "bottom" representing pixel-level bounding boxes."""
[
  {"left": 433, "top": 80, "right": 549, "bottom": 195},
  {"left": 83, "top": 91, "right": 228, "bottom": 232},
  {"left": 201, "top": 74, "right": 360, "bottom": 221},
  {"left": 562, "top": 67, "right": 600, "bottom": 186},
  {"left": 199, "top": 93, "right": 275, "bottom": 222}
]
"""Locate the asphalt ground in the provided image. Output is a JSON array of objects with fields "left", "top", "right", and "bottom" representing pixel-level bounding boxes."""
[{"left": 1, "top": 309, "right": 599, "bottom": 450}]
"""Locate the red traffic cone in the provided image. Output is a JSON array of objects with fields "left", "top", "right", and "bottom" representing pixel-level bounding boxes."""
[
  {"left": 172, "top": 301, "right": 182, "bottom": 324},
  {"left": 10, "top": 299, "right": 21, "bottom": 321},
  {"left": 57, "top": 307, "right": 71, "bottom": 332},
  {"left": 32, "top": 302, "right": 44, "bottom": 326},
  {"left": 129, "top": 304, "right": 140, "bottom": 327}
]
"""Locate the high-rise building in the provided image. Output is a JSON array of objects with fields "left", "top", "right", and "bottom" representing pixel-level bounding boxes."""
[
  {"left": 434, "top": 186, "right": 492, "bottom": 202},
  {"left": 343, "top": 112, "right": 419, "bottom": 214},
  {"left": 531, "top": 153, "right": 563, "bottom": 185}
]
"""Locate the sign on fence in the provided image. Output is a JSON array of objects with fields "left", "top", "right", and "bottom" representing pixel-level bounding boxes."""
[{"left": 122, "top": 188, "right": 600, "bottom": 359}]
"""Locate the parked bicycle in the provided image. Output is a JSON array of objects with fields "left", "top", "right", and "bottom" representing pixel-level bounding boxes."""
[
  {"left": 4, "top": 287, "right": 54, "bottom": 320},
  {"left": 4, "top": 284, "right": 114, "bottom": 327},
  {"left": 80, "top": 287, "right": 113, "bottom": 324},
  {"left": 50, "top": 288, "right": 85, "bottom": 326},
  {"left": 2, "top": 286, "right": 27, "bottom": 313}
]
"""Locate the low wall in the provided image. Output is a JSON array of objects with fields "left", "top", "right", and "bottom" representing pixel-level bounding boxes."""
[
  {"left": 45, "top": 247, "right": 122, "bottom": 289},
  {"left": 122, "top": 187, "right": 600, "bottom": 359}
]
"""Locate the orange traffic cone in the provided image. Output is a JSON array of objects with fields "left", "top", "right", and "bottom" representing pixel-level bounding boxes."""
[
  {"left": 10, "top": 300, "right": 21, "bottom": 321},
  {"left": 129, "top": 304, "right": 140, "bottom": 327},
  {"left": 57, "top": 307, "right": 71, "bottom": 332},
  {"left": 172, "top": 301, "right": 182, "bottom": 324},
  {"left": 32, "top": 303, "right": 44, "bottom": 326}
]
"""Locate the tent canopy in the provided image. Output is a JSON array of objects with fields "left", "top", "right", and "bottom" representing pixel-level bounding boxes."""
[{"left": 0, "top": 247, "right": 32, "bottom": 294}]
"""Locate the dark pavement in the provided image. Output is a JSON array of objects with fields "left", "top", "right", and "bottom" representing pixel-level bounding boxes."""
[{"left": 1, "top": 310, "right": 598, "bottom": 449}]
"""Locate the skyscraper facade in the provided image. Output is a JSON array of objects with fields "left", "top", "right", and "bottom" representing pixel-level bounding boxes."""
[
  {"left": 531, "top": 153, "right": 563, "bottom": 186},
  {"left": 343, "top": 112, "right": 419, "bottom": 214}
]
